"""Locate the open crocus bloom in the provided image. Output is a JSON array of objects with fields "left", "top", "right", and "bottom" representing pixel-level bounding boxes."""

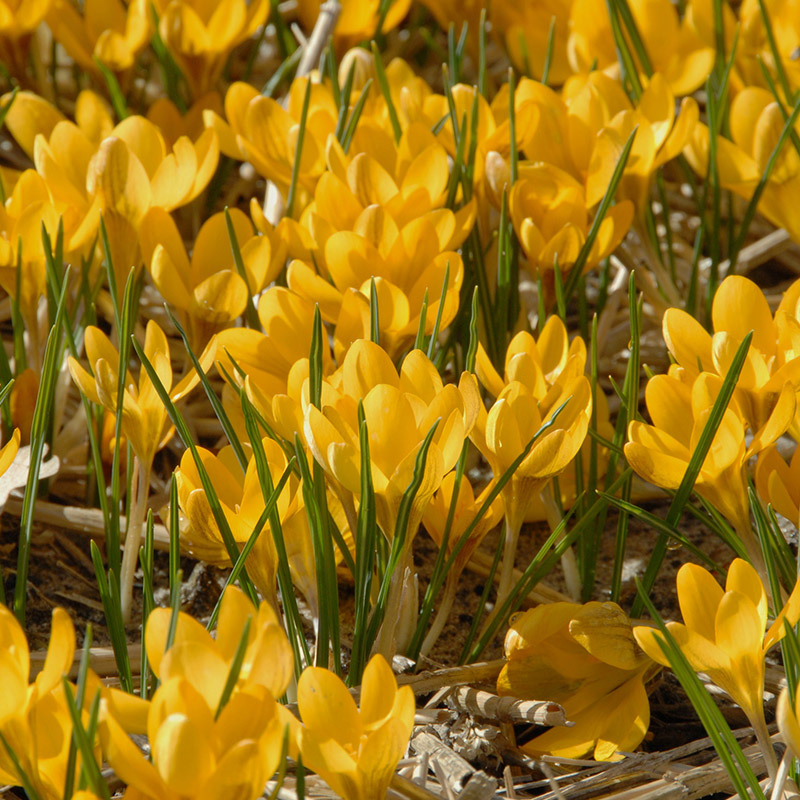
[
  {"left": 298, "top": 654, "right": 415, "bottom": 800},
  {"left": 663, "top": 274, "right": 800, "bottom": 442},
  {"left": 567, "top": 0, "right": 719, "bottom": 95},
  {"left": 205, "top": 76, "right": 336, "bottom": 203},
  {"left": 103, "top": 587, "right": 300, "bottom": 798},
  {"left": 498, "top": 601, "right": 656, "bottom": 761},
  {"left": 304, "top": 340, "right": 479, "bottom": 541},
  {"left": 635, "top": 560, "right": 800, "bottom": 740},
  {"left": 141, "top": 207, "right": 277, "bottom": 350},
  {"left": 625, "top": 367, "right": 792, "bottom": 559},
  {"left": 684, "top": 87, "right": 800, "bottom": 242},
  {"left": 175, "top": 437, "right": 320, "bottom": 609}
]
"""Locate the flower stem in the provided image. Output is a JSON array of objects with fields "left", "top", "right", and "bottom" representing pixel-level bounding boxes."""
[
  {"left": 542, "top": 483, "right": 581, "bottom": 601},
  {"left": 120, "top": 457, "right": 150, "bottom": 624},
  {"left": 420, "top": 577, "right": 457, "bottom": 659}
]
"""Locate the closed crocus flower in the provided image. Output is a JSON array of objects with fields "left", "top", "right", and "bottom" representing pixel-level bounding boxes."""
[
  {"left": 47, "top": 0, "right": 150, "bottom": 76},
  {"left": 509, "top": 162, "right": 633, "bottom": 289},
  {"left": 498, "top": 601, "right": 656, "bottom": 761},
  {"left": 298, "top": 654, "right": 414, "bottom": 800},
  {"left": 152, "top": 0, "right": 268, "bottom": 98},
  {"left": 662, "top": 275, "right": 800, "bottom": 447},
  {"left": 635, "top": 560, "right": 800, "bottom": 779},
  {"left": 140, "top": 207, "right": 277, "bottom": 351}
]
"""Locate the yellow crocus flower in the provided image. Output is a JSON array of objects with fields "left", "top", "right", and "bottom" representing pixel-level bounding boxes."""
[
  {"left": 47, "top": 0, "right": 151, "bottom": 75},
  {"left": 470, "top": 374, "right": 592, "bottom": 601},
  {"left": 68, "top": 321, "right": 211, "bottom": 622},
  {"left": 755, "top": 444, "right": 800, "bottom": 526},
  {"left": 151, "top": 0, "right": 268, "bottom": 98},
  {"left": 0, "top": 0, "right": 52, "bottom": 78},
  {"left": 145, "top": 585, "right": 295, "bottom": 704},
  {"left": 304, "top": 339, "right": 479, "bottom": 543},
  {"left": 625, "top": 367, "right": 792, "bottom": 565},
  {"left": 0, "top": 605, "right": 137, "bottom": 799},
  {"left": 296, "top": 0, "right": 411, "bottom": 50},
  {"left": 509, "top": 161, "right": 633, "bottom": 290},
  {"left": 101, "top": 587, "right": 298, "bottom": 799},
  {"left": 140, "top": 207, "right": 277, "bottom": 351},
  {"left": 204, "top": 76, "right": 336, "bottom": 204},
  {"left": 568, "top": 0, "right": 719, "bottom": 95},
  {"left": 297, "top": 654, "right": 414, "bottom": 800},
  {"left": 635, "top": 559, "right": 800, "bottom": 778},
  {"left": 175, "top": 437, "right": 321, "bottom": 612},
  {"left": 499, "top": 601, "right": 656, "bottom": 761},
  {"left": 686, "top": 87, "right": 800, "bottom": 243},
  {"left": 662, "top": 274, "right": 800, "bottom": 443}
]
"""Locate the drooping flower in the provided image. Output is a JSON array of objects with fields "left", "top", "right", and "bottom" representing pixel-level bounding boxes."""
[
  {"left": 298, "top": 654, "right": 415, "bottom": 800},
  {"left": 498, "top": 601, "right": 656, "bottom": 761}
]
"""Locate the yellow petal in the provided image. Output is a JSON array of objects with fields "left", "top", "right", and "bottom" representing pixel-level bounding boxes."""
[
  {"left": 675, "top": 563, "right": 723, "bottom": 642},
  {"left": 152, "top": 713, "right": 216, "bottom": 794},
  {"left": 297, "top": 665, "right": 362, "bottom": 750}
]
